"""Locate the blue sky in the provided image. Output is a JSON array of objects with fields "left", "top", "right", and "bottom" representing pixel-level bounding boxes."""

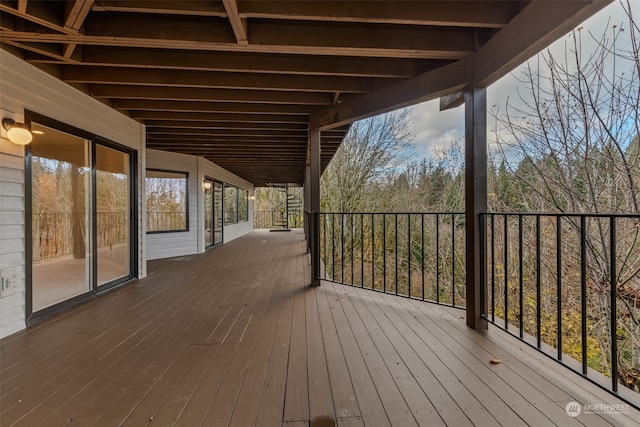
[{"left": 408, "top": 0, "right": 639, "bottom": 162}]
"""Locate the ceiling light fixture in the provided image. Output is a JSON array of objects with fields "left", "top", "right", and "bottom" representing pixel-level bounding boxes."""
[{"left": 2, "top": 118, "right": 33, "bottom": 145}]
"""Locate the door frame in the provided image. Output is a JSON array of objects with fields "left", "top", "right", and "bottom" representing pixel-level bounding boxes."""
[{"left": 24, "top": 111, "right": 138, "bottom": 324}]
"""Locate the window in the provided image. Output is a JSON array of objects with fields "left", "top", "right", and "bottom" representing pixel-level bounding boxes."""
[
  {"left": 224, "top": 185, "right": 238, "bottom": 224},
  {"left": 238, "top": 189, "right": 248, "bottom": 222},
  {"left": 146, "top": 170, "right": 188, "bottom": 232}
]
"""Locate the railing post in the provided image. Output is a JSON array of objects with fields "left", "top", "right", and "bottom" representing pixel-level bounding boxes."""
[
  {"left": 309, "top": 129, "right": 321, "bottom": 286},
  {"left": 464, "top": 87, "right": 488, "bottom": 330}
]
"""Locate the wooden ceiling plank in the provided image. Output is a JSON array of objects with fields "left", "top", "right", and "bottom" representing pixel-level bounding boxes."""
[
  {"left": 145, "top": 128, "right": 308, "bottom": 137},
  {"left": 62, "top": 66, "right": 382, "bottom": 93},
  {"left": 143, "top": 121, "right": 308, "bottom": 131},
  {"left": 130, "top": 111, "right": 308, "bottom": 123},
  {"left": 73, "top": 47, "right": 420, "bottom": 78},
  {"left": 222, "top": 0, "right": 248, "bottom": 45},
  {"left": 239, "top": 1, "right": 513, "bottom": 28},
  {"left": 91, "top": 1, "right": 227, "bottom": 17},
  {"left": 309, "top": 58, "right": 471, "bottom": 130},
  {"left": 90, "top": 85, "right": 335, "bottom": 105},
  {"left": 113, "top": 100, "right": 311, "bottom": 114}
]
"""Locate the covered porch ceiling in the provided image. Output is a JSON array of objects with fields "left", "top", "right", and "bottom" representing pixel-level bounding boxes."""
[{"left": 0, "top": 0, "right": 610, "bottom": 186}]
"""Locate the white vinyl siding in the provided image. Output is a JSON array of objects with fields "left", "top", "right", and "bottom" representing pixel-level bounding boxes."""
[
  {"left": 145, "top": 150, "right": 199, "bottom": 260},
  {"left": 0, "top": 49, "right": 145, "bottom": 338}
]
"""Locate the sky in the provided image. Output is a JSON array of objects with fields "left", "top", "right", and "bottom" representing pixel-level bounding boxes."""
[{"left": 408, "top": 0, "right": 639, "bottom": 162}]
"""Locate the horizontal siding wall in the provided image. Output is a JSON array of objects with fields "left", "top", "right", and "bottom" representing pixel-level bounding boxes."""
[
  {"left": 145, "top": 151, "right": 255, "bottom": 259},
  {"left": 0, "top": 49, "right": 145, "bottom": 339},
  {"left": 146, "top": 150, "right": 199, "bottom": 260}
]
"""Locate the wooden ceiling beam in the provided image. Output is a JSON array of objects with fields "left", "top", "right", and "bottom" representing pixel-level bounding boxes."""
[
  {"left": 17, "top": 0, "right": 27, "bottom": 14},
  {"left": 130, "top": 111, "right": 308, "bottom": 123},
  {"left": 222, "top": 0, "right": 248, "bottom": 45},
  {"left": 4, "top": 14, "right": 482, "bottom": 58},
  {"left": 90, "top": 85, "right": 335, "bottom": 105},
  {"left": 310, "top": 58, "right": 471, "bottom": 130},
  {"left": 53, "top": 47, "right": 420, "bottom": 78},
  {"left": 63, "top": 0, "right": 94, "bottom": 59},
  {"left": 64, "top": 0, "right": 94, "bottom": 30},
  {"left": 61, "top": 66, "right": 383, "bottom": 93},
  {"left": 91, "top": 1, "right": 227, "bottom": 17},
  {"left": 113, "top": 100, "right": 312, "bottom": 114},
  {"left": 239, "top": 1, "right": 514, "bottom": 28},
  {"left": 143, "top": 121, "right": 308, "bottom": 131},
  {"left": 145, "top": 128, "right": 309, "bottom": 137}
]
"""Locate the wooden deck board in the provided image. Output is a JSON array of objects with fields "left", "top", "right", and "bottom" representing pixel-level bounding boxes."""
[{"left": 1, "top": 229, "right": 638, "bottom": 427}]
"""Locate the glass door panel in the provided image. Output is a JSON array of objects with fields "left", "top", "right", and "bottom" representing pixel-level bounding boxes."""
[
  {"left": 214, "top": 181, "right": 223, "bottom": 245},
  {"left": 204, "top": 179, "right": 214, "bottom": 247},
  {"left": 31, "top": 123, "right": 92, "bottom": 311},
  {"left": 96, "top": 144, "right": 130, "bottom": 286}
]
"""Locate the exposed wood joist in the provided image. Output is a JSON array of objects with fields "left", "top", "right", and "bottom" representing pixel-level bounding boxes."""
[
  {"left": 63, "top": 0, "right": 94, "bottom": 59},
  {"left": 143, "top": 121, "right": 308, "bottom": 131},
  {"left": 62, "top": 66, "right": 386, "bottom": 93},
  {"left": 29, "top": 47, "right": 422, "bottom": 78},
  {"left": 112, "top": 100, "right": 312, "bottom": 115},
  {"left": 90, "top": 86, "right": 335, "bottom": 105},
  {"left": 0, "top": 0, "right": 607, "bottom": 186},
  {"left": 91, "top": 1, "right": 227, "bottom": 16},
  {"left": 310, "top": 0, "right": 611, "bottom": 130},
  {"left": 222, "top": 0, "right": 248, "bottom": 45},
  {"left": 129, "top": 111, "right": 308, "bottom": 123},
  {"left": 17, "top": 0, "right": 27, "bottom": 14},
  {"left": 239, "top": 1, "right": 515, "bottom": 28},
  {"left": 310, "top": 59, "right": 471, "bottom": 130},
  {"left": 4, "top": 15, "right": 484, "bottom": 59}
]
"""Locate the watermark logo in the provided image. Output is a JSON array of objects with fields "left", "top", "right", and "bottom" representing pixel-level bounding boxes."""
[
  {"left": 565, "top": 401, "right": 630, "bottom": 417},
  {"left": 565, "top": 401, "right": 582, "bottom": 417}
]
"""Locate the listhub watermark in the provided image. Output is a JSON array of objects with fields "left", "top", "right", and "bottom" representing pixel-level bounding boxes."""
[{"left": 565, "top": 401, "right": 630, "bottom": 417}]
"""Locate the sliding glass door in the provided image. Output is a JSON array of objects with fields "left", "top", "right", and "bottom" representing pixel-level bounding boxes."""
[
  {"left": 96, "top": 144, "right": 131, "bottom": 286},
  {"left": 204, "top": 179, "right": 223, "bottom": 247},
  {"left": 30, "top": 123, "right": 92, "bottom": 311},
  {"left": 213, "top": 181, "right": 223, "bottom": 245},
  {"left": 28, "top": 116, "right": 136, "bottom": 318}
]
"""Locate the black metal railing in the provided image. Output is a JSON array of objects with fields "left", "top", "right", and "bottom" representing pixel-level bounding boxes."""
[
  {"left": 317, "top": 212, "right": 466, "bottom": 308},
  {"left": 481, "top": 212, "right": 640, "bottom": 401},
  {"left": 254, "top": 210, "right": 304, "bottom": 229}
]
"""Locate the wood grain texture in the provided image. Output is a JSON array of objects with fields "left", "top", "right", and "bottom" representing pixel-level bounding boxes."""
[{"left": 2, "top": 229, "right": 637, "bottom": 426}]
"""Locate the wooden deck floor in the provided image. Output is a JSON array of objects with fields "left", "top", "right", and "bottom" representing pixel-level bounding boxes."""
[{"left": 1, "top": 229, "right": 638, "bottom": 427}]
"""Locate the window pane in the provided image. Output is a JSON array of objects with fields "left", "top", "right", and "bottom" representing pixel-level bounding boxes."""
[
  {"left": 238, "top": 189, "right": 248, "bottom": 222},
  {"left": 31, "top": 123, "right": 92, "bottom": 310},
  {"left": 224, "top": 185, "right": 238, "bottom": 224},
  {"left": 96, "top": 145, "right": 130, "bottom": 285},
  {"left": 146, "top": 170, "right": 188, "bottom": 232}
]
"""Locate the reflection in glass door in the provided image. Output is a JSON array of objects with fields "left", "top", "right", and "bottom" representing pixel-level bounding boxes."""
[
  {"left": 31, "top": 124, "right": 92, "bottom": 311},
  {"left": 204, "top": 179, "right": 214, "bottom": 247},
  {"left": 96, "top": 144, "right": 130, "bottom": 286},
  {"left": 213, "top": 181, "right": 223, "bottom": 245}
]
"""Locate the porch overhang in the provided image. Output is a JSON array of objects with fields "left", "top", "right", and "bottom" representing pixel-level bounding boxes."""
[{"left": 0, "top": 0, "right": 612, "bottom": 186}]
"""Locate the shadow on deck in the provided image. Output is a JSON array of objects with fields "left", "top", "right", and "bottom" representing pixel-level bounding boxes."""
[{"left": 1, "top": 229, "right": 638, "bottom": 426}]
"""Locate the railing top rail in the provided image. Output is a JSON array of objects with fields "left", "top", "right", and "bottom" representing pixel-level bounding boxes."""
[
  {"left": 482, "top": 212, "right": 640, "bottom": 218},
  {"left": 318, "top": 211, "right": 465, "bottom": 215}
]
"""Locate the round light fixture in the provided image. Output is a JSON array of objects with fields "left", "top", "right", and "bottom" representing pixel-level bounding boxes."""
[{"left": 2, "top": 118, "right": 33, "bottom": 145}]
